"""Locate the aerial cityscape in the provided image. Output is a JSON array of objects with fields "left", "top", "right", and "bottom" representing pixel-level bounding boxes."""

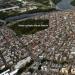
[{"left": 0, "top": 0, "right": 75, "bottom": 75}]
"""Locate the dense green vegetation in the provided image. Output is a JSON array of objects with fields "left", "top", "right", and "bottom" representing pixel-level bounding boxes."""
[
  {"left": 0, "top": 8, "right": 57, "bottom": 20},
  {"left": 0, "top": 0, "right": 60, "bottom": 20},
  {"left": 52, "top": 0, "right": 61, "bottom": 4},
  {"left": 27, "top": 0, "right": 61, "bottom": 5},
  {"left": 8, "top": 19, "right": 49, "bottom": 36},
  {"left": 71, "top": 0, "right": 75, "bottom": 6},
  {"left": 24, "top": 8, "right": 57, "bottom": 13},
  {"left": 0, "top": 11, "right": 19, "bottom": 19},
  {"left": 28, "top": 0, "right": 50, "bottom": 6},
  {"left": 14, "top": 19, "right": 49, "bottom": 25}
]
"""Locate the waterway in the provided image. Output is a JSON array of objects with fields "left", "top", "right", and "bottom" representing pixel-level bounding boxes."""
[{"left": 56, "top": 0, "right": 74, "bottom": 10}]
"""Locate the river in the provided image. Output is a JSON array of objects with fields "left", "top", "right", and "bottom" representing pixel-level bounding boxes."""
[{"left": 56, "top": 0, "right": 74, "bottom": 10}]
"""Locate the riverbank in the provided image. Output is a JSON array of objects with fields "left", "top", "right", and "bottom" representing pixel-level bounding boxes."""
[
  {"left": 71, "top": 0, "right": 75, "bottom": 6},
  {"left": 0, "top": 8, "right": 57, "bottom": 20},
  {"left": 52, "top": 0, "right": 61, "bottom": 4},
  {"left": 56, "top": 0, "right": 73, "bottom": 10}
]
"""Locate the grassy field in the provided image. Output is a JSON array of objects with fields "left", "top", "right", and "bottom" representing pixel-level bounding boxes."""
[{"left": 8, "top": 19, "right": 49, "bottom": 36}]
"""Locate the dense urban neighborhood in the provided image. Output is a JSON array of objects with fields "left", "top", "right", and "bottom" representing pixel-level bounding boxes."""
[{"left": 0, "top": 0, "right": 75, "bottom": 75}]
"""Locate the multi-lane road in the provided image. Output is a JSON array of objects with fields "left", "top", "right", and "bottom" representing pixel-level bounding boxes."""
[{"left": 5, "top": 12, "right": 49, "bottom": 22}]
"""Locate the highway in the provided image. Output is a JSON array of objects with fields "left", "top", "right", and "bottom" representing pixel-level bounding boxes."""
[{"left": 5, "top": 12, "right": 49, "bottom": 22}]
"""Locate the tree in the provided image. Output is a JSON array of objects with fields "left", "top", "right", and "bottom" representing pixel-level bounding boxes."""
[{"left": 52, "top": 0, "right": 61, "bottom": 4}]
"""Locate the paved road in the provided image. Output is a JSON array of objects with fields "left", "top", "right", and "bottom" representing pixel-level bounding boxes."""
[{"left": 5, "top": 12, "right": 48, "bottom": 22}]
